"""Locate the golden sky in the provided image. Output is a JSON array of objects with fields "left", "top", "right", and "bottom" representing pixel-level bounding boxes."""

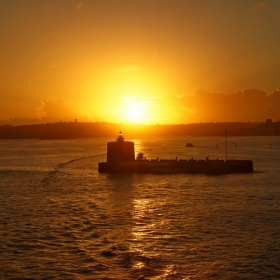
[{"left": 1, "top": 0, "right": 280, "bottom": 124}]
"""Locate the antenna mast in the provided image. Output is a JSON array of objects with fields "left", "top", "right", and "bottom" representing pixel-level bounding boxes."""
[{"left": 225, "top": 127, "right": 227, "bottom": 161}]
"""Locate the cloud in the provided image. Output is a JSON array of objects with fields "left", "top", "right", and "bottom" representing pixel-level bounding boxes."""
[
  {"left": 37, "top": 100, "right": 87, "bottom": 122},
  {"left": 124, "top": 96, "right": 151, "bottom": 112},
  {"left": 2, "top": 89, "right": 279, "bottom": 126},
  {"left": 252, "top": 0, "right": 270, "bottom": 10},
  {"left": 129, "top": 89, "right": 280, "bottom": 123},
  {"left": 179, "top": 105, "right": 197, "bottom": 114},
  {"left": 176, "top": 89, "right": 279, "bottom": 122}
]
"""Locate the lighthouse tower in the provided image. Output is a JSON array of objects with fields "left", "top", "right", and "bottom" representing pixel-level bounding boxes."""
[{"left": 107, "top": 131, "right": 135, "bottom": 162}]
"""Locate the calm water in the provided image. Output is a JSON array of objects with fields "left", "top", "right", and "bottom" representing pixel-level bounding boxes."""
[{"left": 0, "top": 136, "right": 280, "bottom": 279}]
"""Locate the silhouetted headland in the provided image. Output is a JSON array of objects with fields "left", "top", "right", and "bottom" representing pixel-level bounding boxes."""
[
  {"left": 98, "top": 132, "right": 253, "bottom": 175},
  {"left": 0, "top": 120, "right": 280, "bottom": 139}
]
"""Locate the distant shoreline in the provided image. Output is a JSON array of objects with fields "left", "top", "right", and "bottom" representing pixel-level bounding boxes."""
[{"left": 1, "top": 121, "right": 280, "bottom": 139}]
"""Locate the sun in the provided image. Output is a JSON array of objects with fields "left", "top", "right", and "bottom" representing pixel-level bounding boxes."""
[{"left": 127, "top": 103, "right": 143, "bottom": 122}]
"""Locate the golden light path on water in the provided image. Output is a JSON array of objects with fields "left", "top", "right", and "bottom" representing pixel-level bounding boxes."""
[
  {"left": 131, "top": 197, "right": 175, "bottom": 276},
  {"left": 132, "top": 198, "right": 156, "bottom": 270}
]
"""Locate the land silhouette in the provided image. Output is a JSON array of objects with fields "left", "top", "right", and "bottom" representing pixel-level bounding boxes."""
[{"left": 0, "top": 120, "right": 279, "bottom": 139}]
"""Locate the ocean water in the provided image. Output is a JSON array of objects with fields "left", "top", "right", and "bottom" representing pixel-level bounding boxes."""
[{"left": 0, "top": 136, "right": 280, "bottom": 279}]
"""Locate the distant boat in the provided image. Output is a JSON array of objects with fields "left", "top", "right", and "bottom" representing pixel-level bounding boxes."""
[{"left": 186, "top": 143, "right": 194, "bottom": 147}]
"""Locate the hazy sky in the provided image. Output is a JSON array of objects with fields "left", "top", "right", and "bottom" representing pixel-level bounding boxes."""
[{"left": 1, "top": 0, "right": 280, "bottom": 124}]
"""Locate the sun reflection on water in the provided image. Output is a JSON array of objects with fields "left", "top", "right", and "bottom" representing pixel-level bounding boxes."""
[{"left": 131, "top": 198, "right": 151, "bottom": 241}]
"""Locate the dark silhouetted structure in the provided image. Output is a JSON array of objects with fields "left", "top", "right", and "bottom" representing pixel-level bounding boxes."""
[
  {"left": 98, "top": 133, "right": 254, "bottom": 174},
  {"left": 107, "top": 131, "right": 135, "bottom": 162}
]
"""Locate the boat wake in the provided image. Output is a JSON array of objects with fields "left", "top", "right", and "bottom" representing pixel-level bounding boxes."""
[
  {"left": 58, "top": 154, "right": 106, "bottom": 167},
  {"left": 41, "top": 154, "right": 106, "bottom": 185}
]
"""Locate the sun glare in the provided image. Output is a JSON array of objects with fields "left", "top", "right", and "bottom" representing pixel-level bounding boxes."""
[{"left": 127, "top": 103, "right": 143, "bottom": 122}]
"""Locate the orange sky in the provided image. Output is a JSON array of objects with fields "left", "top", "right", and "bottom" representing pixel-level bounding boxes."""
[{"left": 1, "top": 0, "right": 280, "bottom": 125}]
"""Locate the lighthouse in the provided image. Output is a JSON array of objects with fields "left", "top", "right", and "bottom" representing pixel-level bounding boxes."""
[{"left": 106, "top": 131, "right": 135, "bottom": 162}]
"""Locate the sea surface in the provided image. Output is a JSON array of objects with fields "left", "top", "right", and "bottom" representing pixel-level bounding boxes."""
[{"left": 0, "top": 136, "right": 280, "bottom": 279}]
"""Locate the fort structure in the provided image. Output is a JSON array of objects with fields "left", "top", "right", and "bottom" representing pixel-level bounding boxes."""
[
  {"left": 106, "top": 131, "right": 135, "bottom": 162},
  {"left": 98, "top": 132, "right": 254, "bottom": 174}
]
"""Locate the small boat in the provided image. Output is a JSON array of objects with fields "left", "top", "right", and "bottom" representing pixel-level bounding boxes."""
[{"left": 186, "top": 143, "right": 194, "bottom": 147}]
